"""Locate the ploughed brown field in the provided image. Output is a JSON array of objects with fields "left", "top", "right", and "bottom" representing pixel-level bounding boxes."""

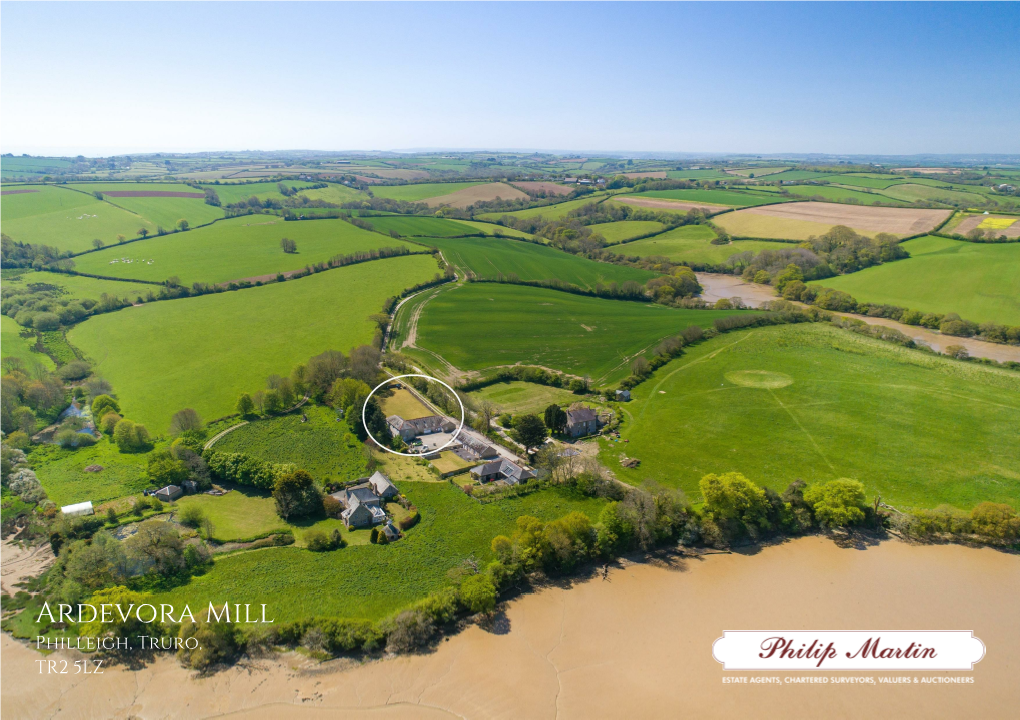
[
  {"left": 739, "top": 201, "right": 951, "bottom": 235},
  {"left": 510, "top": 181, "right": 573, "bottom": 196},
  {"left": 101, "top": 191, "right": 206, "bottom": 198},
  {"left": 953, "top": 214, "right": 1020, "bottom": 238},
  {"left": 423, "top": 182, "right": 528, "bottom": 209},
  {"left": 893, "top": 167, "right": 961, "bottom": 174},
  {"left": 611, "top": 195, "right": 730, "bottom": 214},
  {"left": 621, "top": 170, "right": 667, "bottom": 179},
  {"left": 0, "top": 188, "right": 39, "bottom": 195}
]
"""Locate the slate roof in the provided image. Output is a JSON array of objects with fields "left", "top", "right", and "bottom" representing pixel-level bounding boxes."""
[
  {"left": 387, "top": 415, "right": 455, "bottom": 433},
  {"left": 368, "top": 471, "right": 396, "bottom": 497},
  {"left": 566, "top": 407, "right": 597, "bottom": 424},
  {"left": 470, "top": 458, "right": 536, "bottom": 485}
]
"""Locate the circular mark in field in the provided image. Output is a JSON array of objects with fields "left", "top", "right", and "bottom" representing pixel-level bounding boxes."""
[
  {"left": 363, "top": 374, "right": 465, "bottom": 457},
  {"left": 725, "top": 370, "right": 794, "bottom": 389}
]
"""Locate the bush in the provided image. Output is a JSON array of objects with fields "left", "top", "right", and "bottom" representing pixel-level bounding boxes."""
[
  {"left": 969, "top": 502, "right": 1020, "bottom": 541},
  {"left": 699, "top": 472, "right": 772, "bottom": 540},
  {"left": 323, "top": 495, "right": 342, "bottom": 518},
  {"left": 804, "top": 479, "right": 867, "bottom": 528},
  {"left": 459, "top": 573, "right": 497, "bottom": 614},
  {"left": 113, "top": 419, "right": 150, "bottom": 452},
  {"left": 5, "top": 430, "right": 30, "bottom": 449},
  {"left": 385, "top": 609, "right": 436, "bottom": 653},
  {"left": 58, "top": 360, "right": 91, "bottom": 382},
  {"left": 177, "top": 621, "right": 238, "bottom": 671},
  {"left": 178, "top": 504, "right": 205, "bottom": 528},
  {"left": 33, "top": 312, "right": 60, "bottom": 331},
  {"left": 304, "top": 529, "right": 331, "bottom": 551},
  {"left": 91, "top": 394, "right": 120, "bottom": 420},
  {"left": 398, "top": 508, "right": 420, "bottom": 530},
  {"left": 272, "top": 469, "right": 321, "bottom": 520},
  {"left": 100, "top": 412, "right": 122, "bottom": 434},
  {"left": 56, "top": 428, "right": 97, "bottom": 449}
]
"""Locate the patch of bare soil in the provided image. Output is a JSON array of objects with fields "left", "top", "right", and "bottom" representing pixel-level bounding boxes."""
[
  {"left": 423, "top": 183, "right": 528, "bottom": 209},
  {"left": 0, "top": 539, "right": 54, "bottom": 596},
  {"left": 0, "top": 189, "right": 39, "bottom": 196},
  {"left": 696, "top": 272, "right": 776, "bottom": 308},
  {"left": 893, "top": 167, "right": 961, "bottom": 174},
  {"left": 952, "top": 215, "right": 1020, "bottom": 238},
  {"left": 745, "top": 201, "right": 951, "bottom": 235},
  {"left": 101, "top": 191, "right": 206, "bottom": 198},
  {"left": 611, "top": 196, "right": 730, "bottom": 214},
  {"left": 510, "top": 181, "right": 573, "bottom": 196}
]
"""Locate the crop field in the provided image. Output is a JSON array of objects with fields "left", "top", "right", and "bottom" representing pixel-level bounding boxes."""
[
  {"left": 1, "top": 185, "right": 152, "bottom": 253},
  {"left": 67, "top": 254, "right": 439, "bottom": 432},
  {"left": 423, "top": 236, "right": 656, "bottom": 289},
  {"left": 475, "top": 195, "right": 608, "bottom": 222},
  {"left": 370, "top": 182, "right": 484, "bottom": 203},
  {"left": 1, "top": 315, "right": 53, "bottom": 370},
  {"left": 1, "top": 271, "right": 159, "bottom": 304},
  {"left": 198, "top": 180, "right": 320, "bottom": 205},
  {"left": 784, "top": 185, "right": 892, "bottom": 205},
  {"left": 213, "top": 406, "right": 367, "bottom": 484},
  {"left": 949, "top": 213, "right": 1020, "bottom": 238},
  {"left": 510, "top": 181, "right": 573, "bottom": 196},
  {"left": 379, "top": 388, "right": 433, "bottom": 421},
  {"left": 637, "top": 188, "right": 790, "bottom": 208},
  {"left": 73, "top": 216, "right": 421, "bottom": 286},
  {"left": 29, "top": 439, "right": 150, "bottom": 507},
  {"left": 468, "top": 381, "right": 589, "bottom": 415},
  {"left": 616, "top": 226, "right": 789, "bottom": 265},
  {"left": 602, "top": 323, "right": 1020, "bottom": 510},
  {"left": 360, "top": 215, "right": 476, "bottom": 237},
  {"left": 423, "top": 182, "right": 529, "bottom": 209},
  {"left": 153, "top": 481, "right": 607, "bottom": 623},
  {"left": 415, "top": 283, "right": 749, "bottom": 383},
  {"left": 811, "top": 235, "right": 1020, "bottom": 325},
  {"left": 594, "top": 220, "right": 666, "bottom": 244},
  {"left": 716, "top": 201, "right": 951, "bottom": 240},
  {"left": 878, "top": 183, "right": 987, "bottom": 205}
]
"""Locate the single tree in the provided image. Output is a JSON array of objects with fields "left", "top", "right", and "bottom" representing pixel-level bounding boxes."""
[
  {"left": 272, "top": 470, "right": 321, "bottom": 520},
  {"left": 176, "top": 218, "right": 189, "bottom": 231},
  {"left": 92, "top": 238, "right": 104, "bottom": 250},
  {"left": 169, "top": 408, "right": 203, "bottom": 435},
  {"left": 512, "top": 414, "right": 547, "bottom": 453},
  {"left": 236, "top": 392, "right": 255, "bottom": 417},
  {"left": 137, "top": 227, "right": 149, "bottom": 238},
  {"left": 543, "top": 404, "right": 567, "bottom": 434}
]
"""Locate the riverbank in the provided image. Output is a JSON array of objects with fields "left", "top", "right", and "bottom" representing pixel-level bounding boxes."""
[{"left": 2, "top": 536, "right": 1017, "bottom": 719}]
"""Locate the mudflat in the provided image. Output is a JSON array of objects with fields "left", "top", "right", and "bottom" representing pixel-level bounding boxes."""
[{"left": 3, "top": 536, "right": 1018, "bottom": 720}]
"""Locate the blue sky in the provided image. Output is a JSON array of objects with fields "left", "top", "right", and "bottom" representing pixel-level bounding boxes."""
[{"left": 2, "top": 2, "right": 1017, "bottom": 156}]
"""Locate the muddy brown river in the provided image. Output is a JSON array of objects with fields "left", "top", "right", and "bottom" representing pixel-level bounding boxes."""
[{"left": 2, "top": 536, "right": 1018, "bottom": 719}]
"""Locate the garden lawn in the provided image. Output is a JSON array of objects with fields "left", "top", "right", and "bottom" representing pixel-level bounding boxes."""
[
  {"left": 73, "top": 216, "right": 422, "bottom": 285},
  {"left": 603, "top": 323, "right": 1020, "bottom": 510},
  {"left": 371, "top": 182, "right": 484, "bottom": 202},
  {"left": 1, "top": 315, "right": 54, "bottom": 371},
  {"left": 468, "top": 381, "right": 588, "bottom": 415},
  {"left": 810, "top": 235, "right": 1020, "bottom": 326},
  {"left": 379, "top": 388, "right": 433, "bottom": 421},
  {"left": 617, "top": 226, "right": 789, "bottom": 265},
  {"left": 638, "top": 189, "right": 789, "bottom": 208},
  {"left": 67, "top": 254, "right": 439, "bottom": 433},
  {"left": 595, "top": 220, "right": 666, "bottom": 244},
  {"left": 152, "top": 482, "right": 606, "bottom": 623},
  {"left": 29, "top": 440, "right": 149, "bottom": 507},
  {"left": 424, "top": 236, "right": 655, "bottom": 289},
  {"left": 213, "top": 406, "right": 367, "bottom": 484},
  {"left": 416, "top": 283, "right": 750, "bottom": 384},
  {"left": 2, "top": 270, "right": 157, "bottom": 304},
  {"left": 1, "top": 185, "right": 155, "bottom": 253}
]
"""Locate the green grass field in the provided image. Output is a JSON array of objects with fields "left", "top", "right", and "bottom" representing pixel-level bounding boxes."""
[
  {"left": 603, "top": 323, "right": 1020, "bottom": 510},
  {"left": 153, "top": 481, "right": 607, "bottom": 623},
  {"left": 361, "top": 215, "right": 476, "bottom": 237},
  {"left": 423, "top": 236, "right": 656, "bottom": 289},
  {"left": 415, "top": 283, "right": 748, "bottom": 384},
  {"left": 371, "top": 182, "right": 483, "bottom": 202},
  {"left": 73, "top": 216, "right": 421, "bottom": 286},
  {"left": 475, "top": 195, "right": 607, "bottom": 222},
  {"left": 615, "top": 226, "right": 788, "bottom": 265},
  {"left": 594, "top": 220, "right": 666, "bottom": 244},
  {"left": 66, "top": 183, "right": 225, "bottom": 229},
  {"left": 637, "top": 188, "right": 789, "bottom": 208},
  {"left": 1, "top": 185, "right": 155, "bottom": 253},
  {"left": 297, "top": 184, "right": 369, "bottom": 204},
  {"left": 68, "top": 254, "right": 439, "bottom": 432},
  {"left": 468, "top": 381, "right": 590, "bottom": 415},
  {"left": 878, "top": 183, "right": 986, "bottom": 205},
  {"left": 213, "top": 406, "right": 367, "bottom": 484},
  {"left": 810, "top": 235, "right": 1020, "bottom": 325},
  {"left": 750, "top": 170, "right": 832, "bottom": 182},
  {"left": 785, "top": 185, "right": 891, "bottom": 204},
  {"left": 29, "top": 439, "right": 150, "bottom": 507},
  {"left": 448, "top": 219, "right": 533, "bottom": 239},
  {"left": 1, "top": 315, "right": 54, "bottom": 370},
  {"left": 199, "top": 181, "right": 320, "bottom": 205},
  {"left": 666, "top": 169, "right": 732, "bottom": 180},
  {"left": 379, "top": 388, "right": 433, "bottom": 420},
  {"left": 814, "top": 174, "right": 904, "bottom": 190},
  {"left": 2, "top": 270, "right": 157, "bottom": 303}
]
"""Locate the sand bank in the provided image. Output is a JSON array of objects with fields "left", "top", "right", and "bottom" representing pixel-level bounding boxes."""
[{"left": 2, "top": 537, "right": 1018, "bottom": 719}]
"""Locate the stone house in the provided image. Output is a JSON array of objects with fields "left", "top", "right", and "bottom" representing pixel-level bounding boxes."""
[
  {"left": 565, "top": 407, "right": 598, "bottom": 437},
  {"left": 470, "top": 458, "right": 535, "bottom": 485},
  {"left": 387, "top": 414, "right": 456, "bottom": 442}
]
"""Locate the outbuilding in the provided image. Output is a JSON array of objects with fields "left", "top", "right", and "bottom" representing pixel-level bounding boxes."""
[{"left": 61, "top": 501, "right": 94, "bottom": 517}]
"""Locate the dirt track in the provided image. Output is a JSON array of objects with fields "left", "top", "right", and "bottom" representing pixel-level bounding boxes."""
[{"left": 743, "top": 201, "right": 951, "bottom": 235}]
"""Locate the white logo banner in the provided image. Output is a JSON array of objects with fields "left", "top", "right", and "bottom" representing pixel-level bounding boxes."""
[{"left": 713, "top": 631, "right": 985, "bottom": 671}]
